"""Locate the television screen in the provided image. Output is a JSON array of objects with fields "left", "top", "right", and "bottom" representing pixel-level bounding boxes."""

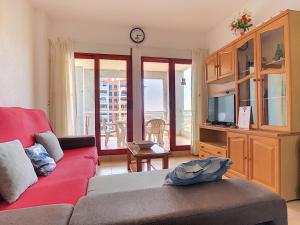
[{"left": 208, "top": 94, "right": 235, "bottom": 124}]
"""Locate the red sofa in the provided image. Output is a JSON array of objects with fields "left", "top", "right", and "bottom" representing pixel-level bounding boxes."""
[{"left": 0, "top": 107, "right": 98, "bottom": 211}]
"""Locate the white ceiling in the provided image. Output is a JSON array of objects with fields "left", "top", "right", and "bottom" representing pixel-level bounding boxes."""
[{"left": 30, "top": 0, "right": 249, "bottom": 32}]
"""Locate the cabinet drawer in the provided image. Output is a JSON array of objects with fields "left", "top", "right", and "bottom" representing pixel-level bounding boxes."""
[
  {"left": 200, "top": 142, "right": 227, "bottom": 157},
  {"left": 199, "top": 150, "right": 211, "bottom": 159}
]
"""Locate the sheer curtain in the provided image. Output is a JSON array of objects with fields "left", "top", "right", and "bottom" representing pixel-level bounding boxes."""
[
  {"left": 191, "top": 49, "right": 208, "bottom": 155},
  {"left": 49, "top": 38, "right": 76, "bottom": 137}
]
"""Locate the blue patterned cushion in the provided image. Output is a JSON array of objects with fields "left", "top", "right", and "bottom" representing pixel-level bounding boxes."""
[{"left": 25, "top": 144, "right": 56, "bottom": 176}]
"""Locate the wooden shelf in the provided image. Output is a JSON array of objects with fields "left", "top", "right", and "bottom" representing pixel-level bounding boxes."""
[{"left": 200, "top": 124, "right": 300, "bottom": 137}]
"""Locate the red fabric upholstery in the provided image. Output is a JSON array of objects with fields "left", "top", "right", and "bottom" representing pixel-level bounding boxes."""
[
  {"left": 0, "top": 108, "right": 98, "bottom": 211},
  {"left": 0, "top": 107, "right": 51, "bottom": 148}
]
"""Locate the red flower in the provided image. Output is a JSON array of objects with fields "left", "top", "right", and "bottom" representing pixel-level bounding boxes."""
[{"left": 242, "top": 15, "right": 248, "bottom": 23}]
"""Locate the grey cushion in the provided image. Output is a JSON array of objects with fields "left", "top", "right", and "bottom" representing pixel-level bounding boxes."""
[
  {"left": 70, "top": 179, "right": 287, "bottom": 225},
  {"left": 0, "top": 140, "right": 38, "bottom": 203},
  {"left": 35, "top": 131, "right": 64, "bottom": 162},
  {"left": 88, "top": 169, "right": 171, "bottom": 195},
  {"left": 0, "top": 204, "right": 73, "bottom": 225}
]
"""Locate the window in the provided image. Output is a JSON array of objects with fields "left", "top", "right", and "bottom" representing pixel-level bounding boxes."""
[
  {"left": 114, "top": 92, "right": 118, "bottom": 96},
  {"left": 114, "top": 99, "right": 118, "bottom": 103}
]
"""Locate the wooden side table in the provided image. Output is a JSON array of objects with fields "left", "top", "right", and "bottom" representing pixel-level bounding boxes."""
[{"left": 127, "top": 142, "right": 171, "bottom": 172}]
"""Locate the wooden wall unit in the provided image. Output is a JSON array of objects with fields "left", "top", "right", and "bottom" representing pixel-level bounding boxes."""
[
  {"left": 200, "top": 125, "right": 300, "bottom": 201},
  {"left": 200, "top": 10, "right": 300, "bottom": 201},
  {"left": 227, "top": 132, "right": 248, "bottom": 179},
  {"left": 205, "top": 47, "right": 234, "bottom": 83}
]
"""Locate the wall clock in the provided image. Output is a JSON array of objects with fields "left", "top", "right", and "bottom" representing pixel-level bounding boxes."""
[{"left": 130, "top": 27, "right": 145, "bottom": 44}]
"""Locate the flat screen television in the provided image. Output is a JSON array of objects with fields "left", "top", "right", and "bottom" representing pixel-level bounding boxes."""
[{"left": 208, "top": 94, "right": 235, "bottom": 125}]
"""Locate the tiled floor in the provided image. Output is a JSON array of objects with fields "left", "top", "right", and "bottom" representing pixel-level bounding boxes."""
[{"left": 98, "top": 155, "right": 300, "bottom": 225}]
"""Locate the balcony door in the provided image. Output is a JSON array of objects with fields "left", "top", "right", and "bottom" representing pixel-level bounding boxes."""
[
  {"left": 75, "top": 53, "right": 132, "bottom": 155},
  {"left": 142, "top": 57, "right": 192, "bottom": 151}
]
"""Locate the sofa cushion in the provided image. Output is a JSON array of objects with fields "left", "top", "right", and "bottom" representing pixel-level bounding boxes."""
[
  {"left": 36, "top": 131, "right": 64, "bottom": 162},
  {"left": 70, "top": 179, "right": 287, "bottom": 225},
  {"left": 63, "top": 146, "right": 98, "bottom": 164},
  {"left": 0, "top": 204, "right": 73, "bottom": 225},
  {"left": 25, "top": 143, "right": 56, "bottom": 176},
  {"left": 0, "top": 177, "right": 88, "bottom": 211},
  {"left": 88, "top": 169, "right": 171, "bottom": 195},
  {"left": 0, "top": 147, "right": 97, "bottom": 211},
  {"left": 0, "top": 140, "right": 38, "bottom": 203},
  {"left": 0, "top": 107, "right": 51, "bottom": 148}
]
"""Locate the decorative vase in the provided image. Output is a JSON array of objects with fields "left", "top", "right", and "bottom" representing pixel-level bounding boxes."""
[{"left": 239, "top": 29, "right": 245, "bottom": 36}]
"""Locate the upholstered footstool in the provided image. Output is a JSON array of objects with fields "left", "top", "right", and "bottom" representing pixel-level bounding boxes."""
[
  {"left": 88, "top": 169, "right": 171, "bottom": 195},
  {"left": 0, "top": 204, "right": 73, "bottom": 225},
  {"left": 71, "top": 179, "right": 287, "bottom": 225}
]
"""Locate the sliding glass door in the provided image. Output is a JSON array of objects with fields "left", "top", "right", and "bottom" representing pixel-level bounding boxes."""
[
  {"left": 75, "top": 54, "right": 132, "bottom": 155},
  {"left": 143, "top": 61, "right": 170, "bottom": 149},
  {"left": 142, "top": 58, "right": 192, "bottom": 151}
]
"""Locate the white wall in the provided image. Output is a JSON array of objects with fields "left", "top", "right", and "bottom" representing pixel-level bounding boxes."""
[
  {"left": 206, "top": 0, "right": 300, "bottom": 52},
  {"left": 47, "top": 18, "right": 205, "bottom": 140},
  {"left": 0, "top": 0, "right": 35, "bottom": 108},
  {"left": 33, "top": 10, "right": 49, "bottom": 114}
]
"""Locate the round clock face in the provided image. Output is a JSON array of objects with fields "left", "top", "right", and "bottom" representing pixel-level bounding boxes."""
[{"left": 130, "top": 27, "right": 145, "bottom": 44}]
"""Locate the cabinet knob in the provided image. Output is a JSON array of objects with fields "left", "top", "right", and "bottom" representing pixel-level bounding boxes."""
[
  {"left": 244, "top": 156, "right": 248, "bottom": 160},
  {"left": 217, "top": 151, "right": 221, "bottom": 154}
]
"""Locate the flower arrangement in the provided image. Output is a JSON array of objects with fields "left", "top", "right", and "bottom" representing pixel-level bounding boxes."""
[{"left": 230, "top": 11, "right": 253, "bottom": 36}]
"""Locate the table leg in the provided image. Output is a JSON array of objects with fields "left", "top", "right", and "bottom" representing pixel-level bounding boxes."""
[
  {"left": 162, "top": 156, "right": 169, "bottom": 169},
  {"left": 136, "top": 158, "right": 142, "bottom": 172},
  {"left": 127, "top": 150, "right": 131, "bottom": 171},
  {"left": 147, "top": 159, "right": 151, "bottom": 171}
]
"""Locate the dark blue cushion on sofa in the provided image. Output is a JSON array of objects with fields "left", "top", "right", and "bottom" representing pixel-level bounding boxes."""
[{"left": 25, "top": 144, "right": 56, "bottom": 176}]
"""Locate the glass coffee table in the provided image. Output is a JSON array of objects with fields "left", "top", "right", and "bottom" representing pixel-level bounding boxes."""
[{"left": 127, "top": 142, "right": 171, "bottom": 172}]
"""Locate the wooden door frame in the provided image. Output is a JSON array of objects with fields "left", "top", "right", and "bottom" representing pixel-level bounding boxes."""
[
  {"left": 75, "top": 52, "right": 133, "bottom": 156},
  {"left": 141, "top": 56, "right": 192, "bottom": 151}
]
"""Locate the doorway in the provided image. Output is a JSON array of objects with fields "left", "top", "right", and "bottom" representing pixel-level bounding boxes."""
[{"left": 141, "top": 57, "right": 192, "bottom": 151}]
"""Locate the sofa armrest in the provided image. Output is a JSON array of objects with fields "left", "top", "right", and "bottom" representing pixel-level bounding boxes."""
[
  {"left": 0, "top": 204, "right": 73, "bottom": 225},
  {"left": 58, "top": 136, "right": 96, "bottom": 150}
]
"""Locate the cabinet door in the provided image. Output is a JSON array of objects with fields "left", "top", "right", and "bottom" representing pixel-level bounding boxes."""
[
  {"left": 235, "top": 35, "right": 258, "bottom": 128},
  {"left": 248, "top": 135, "right": 280, "bottom": 193},
  {"left": 218, "top": 46, "right": 234, "bottom": 79},
  {"left": 227, "top": 132, "right": 248, "bottom": 179},
  {"left": 257, "top": 15, "right": 290, "bottom": 131},
  {"left": 205, "top": 54, "right": 218, "bottom": 83}
]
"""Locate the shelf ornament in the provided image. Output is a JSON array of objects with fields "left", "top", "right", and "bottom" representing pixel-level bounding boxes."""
[{"left": 230, "top": 11, "right": 253, "bottom": 36}]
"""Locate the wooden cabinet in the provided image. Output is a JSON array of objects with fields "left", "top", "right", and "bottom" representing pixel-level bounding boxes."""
[
  {"left": 227, "top": 132, "right": 248, "bottom": 179},
  {"left": 205, "top": 10, "right": 300, "bottom": 132},
  {"left": 199, "top": 142, "right": 226, "bottom": 157},
  {"left": 218, "top": 46, "right": 234, "bottom": 79},
  {"left": 248, "top": 135, "right": 279, "bottom": 193},
  {"left": 199, "top": 124, "right": 300, "bottom": 200},
  {"left": 205, "top": 54, "right": 218, "bottom": 82},
  {"left": 235, "top": 34, "right": 258, "bottom": 128},
  {"left": 205, "top": 47, "right": 234, "bottom": 83},
  {"left": 256, "top": 15, "right": 290, "bottom": 131}
]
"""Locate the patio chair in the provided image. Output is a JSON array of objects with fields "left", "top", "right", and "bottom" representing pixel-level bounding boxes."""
[
  {"left": 116, "top": 121, "right": 127, "bottom": 147},
  {"left": 145, "top": 119, "right": 165, "bottom": 145},
  {"left": 104, "top": 122, "right": 119, "bottom": 147}
]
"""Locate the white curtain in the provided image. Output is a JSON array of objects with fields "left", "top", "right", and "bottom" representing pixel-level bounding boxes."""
[
  {"left": 191, "top": 49, "right": 208, "bottom": 155},
  {"left": 49, "top": 38, "right": 76, "bottom": 137}
]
